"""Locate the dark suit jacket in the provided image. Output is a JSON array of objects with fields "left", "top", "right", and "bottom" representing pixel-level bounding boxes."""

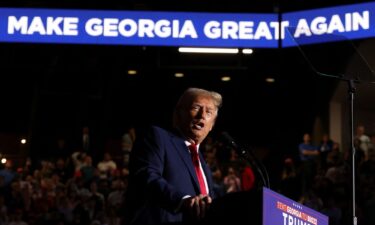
[{"left": 124, "top": 126, "right": 214, "bottom": 225}]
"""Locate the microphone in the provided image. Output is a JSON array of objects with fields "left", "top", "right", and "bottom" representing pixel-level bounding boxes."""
[
  {"left": 220, "top": 131, "right": 270, "bottom": 188},
  {"left": 221, "top": 131, "right": 247, "bottom": 156}
]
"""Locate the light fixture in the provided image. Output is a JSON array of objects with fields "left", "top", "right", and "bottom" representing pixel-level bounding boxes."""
[
  {"left": 21, "top": 139, "right": 27, "bottom": 144},
  {"left": 178, "top": 47, "right": 239, "bottom": 54},
  {"left": 221, "top": 76, "right": 231, "bottom": 81},
  {"left": 127, "top": 70, "right": 137, "bottom": 75},
  {"left": 265, "top": 77, "right": 275, "bottom": 83},
  {"left": 242, "top": 49, "right": 253, "bottom": 54},
  {"left": 174, "top": 73, "right": 184, "bottom": 78},
  {"left": 1, "top": 158, "right": 6, "bottom": 164}
]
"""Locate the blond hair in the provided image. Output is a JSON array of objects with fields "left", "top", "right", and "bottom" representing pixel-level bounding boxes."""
[{"left": 173, "top": 87, "right": 222, "bottom": 128}]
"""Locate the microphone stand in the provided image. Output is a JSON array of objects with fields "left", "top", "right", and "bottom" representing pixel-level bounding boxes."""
[
  {"left": 221, "top": 132, "right": 270, "bottom": 188},
  {"left": 236, "top": 146, "right": 271, "bottom": 189},
  {"left": 348, "top": 80, "right": 357, "bottom": 225},
  {"left": 288, "top": 28, "right": 372, "bottom": 225},
  {"left": 317, "top": 77, "right": 358, "bottom": 225}
]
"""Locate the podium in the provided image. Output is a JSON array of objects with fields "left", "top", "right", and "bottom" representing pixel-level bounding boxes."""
[
  {"left": 204, "top": 188, "right": 328, "bottom": 225},
  {"left": 205, "top": 189, "right": 263, "bottom": 225}
]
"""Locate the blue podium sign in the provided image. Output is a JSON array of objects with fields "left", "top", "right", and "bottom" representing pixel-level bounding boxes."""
[{"left": 263, "top": 188, "right": 328, "bottom": 225}]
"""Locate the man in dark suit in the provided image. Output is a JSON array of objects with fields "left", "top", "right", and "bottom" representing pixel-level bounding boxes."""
[{"left": 124, "top": 87, "right": 223, "bottom": 225}]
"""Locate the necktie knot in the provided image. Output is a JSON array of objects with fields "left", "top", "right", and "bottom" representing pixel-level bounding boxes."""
[
  {"left": 189, "top": 144, "right": 198, "bottom": 154},
  {"left": 189, "top": 144, "right": 199, "bottom": 163}
]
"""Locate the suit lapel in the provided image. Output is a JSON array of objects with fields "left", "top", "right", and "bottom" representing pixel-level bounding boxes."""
[{"left": 169, "top": 133, "right": 201, "bottom": 192}]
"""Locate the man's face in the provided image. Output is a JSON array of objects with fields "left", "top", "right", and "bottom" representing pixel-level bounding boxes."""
[{"left": 179, "top": 95, "right": 217, "bottom": 144}]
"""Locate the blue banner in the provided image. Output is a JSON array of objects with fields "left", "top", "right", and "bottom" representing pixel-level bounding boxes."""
[
  {"left": 0, "top": 3, "right": 374, "bottom": 47},
  {"left": 0, "top": 8, "right": 278, "bottom": 48},
  {"left": 283, "top": 2, "right": 375, "bottom": 47}
]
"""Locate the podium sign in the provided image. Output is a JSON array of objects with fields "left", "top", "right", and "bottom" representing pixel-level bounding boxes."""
[{"left": 263, "top": 188, "right": 328, "bottom": 225}]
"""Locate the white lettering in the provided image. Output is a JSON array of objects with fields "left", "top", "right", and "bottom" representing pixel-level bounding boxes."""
[
  {"left": 238, "top": 21, "right": 253, "bottom": 39},
  {"left": 283, "top": 213, "right": 312, "bottom": 225},
  {"left": 294, "top": 19, "right": 312, "bottom": 37},
  {"left": 327, "top": 14, "right": 345, "bottom": 33},
  {"left": 9, "top": 16, "right": 78, "bottom": 36},
  {"left": 8, "top": 16, "right": 28, "bottom": 34},
  {"left": 118, "top": 19, "right": 137, "bottom": 37},
  {"left": 85, "top": 18, "right": 197, "bottom": 38},
  {"left": 172, "top": 20, "right": 179, "bottom": 38},
  {"left": 154, "top": 19, "right": 171, "bottom": 38},
  {"left": 6, "top": 11, "right": 371, "bottom": 42},
  {"left": 138, "top": 19, "right": 154, "bottom": 37},
  {"left": 85, "top": 18, "right": 103, "bottom": 36},
  {"left": 269, "top": 21, "right": 289, "bottom": 40},
  {"left": 46, "top": 17, "right": 63, "bottom": 35},
  {"left": 280, "top": 21, "right": 290, "bottom": 39},
  {"left": 295, "top": 11, "right": 369, "bottom": 38},
  {"left": 254, "top": 21, "right": 273, "bottom": 40},
  {"left": 310, "top": 17, "right": 327, "bottom": 35},
  {"left": 345, "top": 13, "right": 352, "bottom": 31},
  {"left": 179, "top": 20, "right": 197, "bottom": 38},
  {"left": 62, "top": 17, "right": 78, "bottom": 35},
  {"left": 103, "top": 18, "right": 119, "bottom": 36},
  {"left": 283, "top": 212, "right": 288, "bottom": 225},
  {"left": 288, "top": 214, "right": 294, "bottom": 225},
  {"left": 204, "top": 20, "right": 278, "bottom": 40},
  {"left": 27, "top": 16, "right": 46, "bottom": 35},
  {"left": 222, "top": 21, "right": 238, "bottom": 39},
  {"left": 204, "top": 21, "right": 221, "bottom": 39},
  {"left": 46, "top": 17, "right": 78, "bottom": 35},
  {"left": 352, "top": 11, "right": 369, "bottom": 31}
]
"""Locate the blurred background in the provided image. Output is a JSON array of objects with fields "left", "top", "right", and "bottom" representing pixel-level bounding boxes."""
[{"left": 0, "top": 1, "right": 375, "bottom": 224}]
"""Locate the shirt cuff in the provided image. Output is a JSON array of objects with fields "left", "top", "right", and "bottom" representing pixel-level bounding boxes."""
[{"left": 174, "top": 195, "right": 191, "bottom": 213}]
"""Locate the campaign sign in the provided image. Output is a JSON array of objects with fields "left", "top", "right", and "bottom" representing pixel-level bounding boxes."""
[
  {"left": 263, "top": 188, "right": 328, "bottom": 225},
  {"left": 0, "top": 2, "right": 374, "bottom": 47},
  {"left": 283, "top": 2, "right": 375, "bottom": 47},
  {"left": 0, "top": 8, "right": 278, "bottom": 48}
]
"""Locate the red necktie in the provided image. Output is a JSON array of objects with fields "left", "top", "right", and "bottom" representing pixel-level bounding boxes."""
[{"left": 189, "top": 144, "right": 208, "bottom": 195}]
